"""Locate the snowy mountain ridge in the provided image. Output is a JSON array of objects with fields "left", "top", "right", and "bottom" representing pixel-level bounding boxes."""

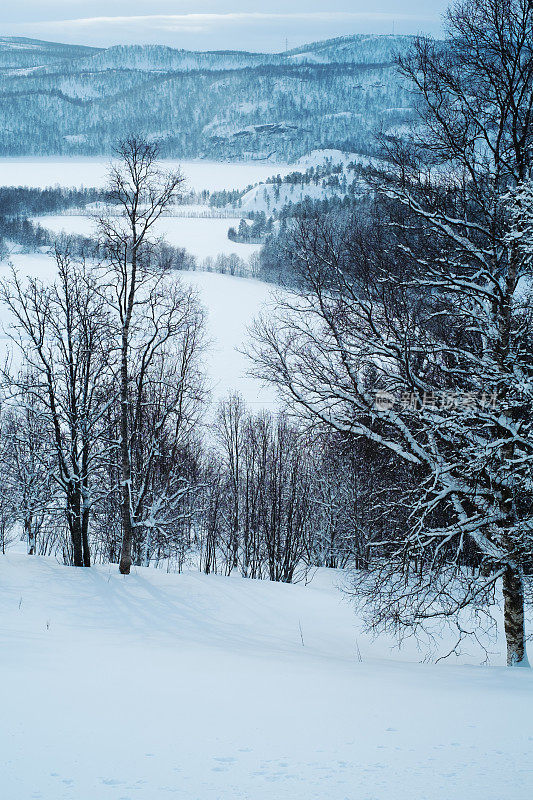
[
  {"left": 0, "top": 36, "right": 100, "bottom": 71},
  {"left": 0, "top": 34, "right": 419, "bottom": 160},
  {"left": 0, "top": 34, "right": 414, "bottom": 73}
]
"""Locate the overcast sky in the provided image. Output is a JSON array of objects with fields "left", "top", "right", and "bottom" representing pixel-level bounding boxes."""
[{"left": 3, "top": 2, "right": 449, "bottom": 51}]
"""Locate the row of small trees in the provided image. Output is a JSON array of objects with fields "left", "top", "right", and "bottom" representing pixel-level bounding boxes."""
[
  {"left": 0, "top": 387, "right": 389, "bottom": 582},
  {"left": 200, "top": 396, "right": 388, "bottom": 581}
]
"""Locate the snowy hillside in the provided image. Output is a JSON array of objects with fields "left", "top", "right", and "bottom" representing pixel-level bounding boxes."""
[
  {"left": 74, "top": 44, "right": 282, "bottom": 73},
  {"left": 286, "top": 34, "right": 413, "bottom": 64},
  {"left": 1, "top": 553, "right": 532, "bottom": 800},
  {"left": 0, "top": 36, "right": 100, "bottom": 74},
  {"left": 0, "top": 35, "right": 416, "bottom": 160}
]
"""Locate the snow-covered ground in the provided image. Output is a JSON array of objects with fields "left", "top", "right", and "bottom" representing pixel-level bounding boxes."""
[
  {"left": 0, "top": 253, "right": 279, "bottom": 411},
  {"left": 31, "top": 214, "right": 261, "bottom": 263},
  {"left": 0, "top": 157, "right": 293, "bottom": 191},
  {"left": 239, "top": 180, "right": 344, "bottom": 213},
  {"left": 1, "top": 552, "right": 532, "bottom": 800},
  {"left": 183, "top": 271, "right": 279, "bottom": 410}
]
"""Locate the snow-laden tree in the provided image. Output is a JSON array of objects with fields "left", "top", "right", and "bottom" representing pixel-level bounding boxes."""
[
  {"left": 97, "top": 136, "right": 205, "bottom": 574},
  {"left": 124, "top": 286, "right": 205, "bottom": 569},
  {"left": 1, "top": 252, "right": 112, "bottom": 567},
  {"left": 1, "top": 390, "right": 53, "bottom": 556},
  {"left": 250, "top": 0, "right": 533, "bottom": 665},
  {"left": 208, "top": 395, "right": 314, "bottom": 581}
]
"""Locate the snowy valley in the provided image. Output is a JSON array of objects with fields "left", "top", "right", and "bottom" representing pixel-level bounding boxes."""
[{"left": 1, "top": 5, "right": 533, "bottom": 799}]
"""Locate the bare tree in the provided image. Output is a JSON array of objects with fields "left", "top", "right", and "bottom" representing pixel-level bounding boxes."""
[
  {"left": 127, "top": 285, "right": 205, "bottom": 568},
  {"left": 215, "top": 394, "right": 247, "bottom": 572},
  {"left": 0, "top": 405, "right": 17, "bottom": 554},
  {"left": 211, "top": 397, "right": 312, "bottom": 582},
  {"left": 1, "top": 251, "right": 112, "bottom": 567},
  {"left": 1, "top": 390, "right": 53, "bottom": 555},
  {"left": 250, "top": 0, "right": 533, "bottom": 665},
  {"left": 97, "top": 136, "right": 206, "bottom": 574}
]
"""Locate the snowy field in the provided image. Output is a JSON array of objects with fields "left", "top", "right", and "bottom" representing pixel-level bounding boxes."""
[
  {"left": 0, "top": 157, "right": 292, "bottom": 192},
  {"left": 1, "top": 553, "right": 532, "bottom": 800},
  {"left": 183, "top": 271, "right": 279, "bottom": 409},
  {"left": 0, "top": 252, "right": 279, "bottom": 411},
  {"left": 31, "top": 214, "right": 261, "bottom": 262}
]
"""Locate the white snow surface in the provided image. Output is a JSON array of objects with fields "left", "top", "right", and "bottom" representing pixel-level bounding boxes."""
[
  {"left": 0, "top": 157, "right": 292, "bottom": 192},
  {"left": 31, "top": 214, "right": 261, "bottom": 262},
  {"left": 1, "top": 552, "right": 532, "bottom": 800},
  {"left": 183, "top": 271, "right": 279, "bottom": 410}
]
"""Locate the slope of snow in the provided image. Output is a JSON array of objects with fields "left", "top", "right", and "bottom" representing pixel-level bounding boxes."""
[
  {"left": 239, "top": 181, "right": 344, "bottom": 213},
  {"left": 0, "top": 553, "right": 532, "bottom": 800},
  {"left": 181, "top": 271, "right": 279, "bottom": 409},
  {"left": 1, "top": 251, "right": 59, "bottom": 283}
]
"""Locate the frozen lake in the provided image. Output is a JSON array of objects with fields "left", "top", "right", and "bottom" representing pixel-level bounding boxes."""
[
  {"left": 32, "top": 214, "right": 261, "bottom": 263},
  {"left": 0, "top": 157, "right": 291, "bottom": 192}
]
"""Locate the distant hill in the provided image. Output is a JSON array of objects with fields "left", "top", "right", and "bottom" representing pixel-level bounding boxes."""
[
  {"left": 285, "top": 34, "right": 413, "bottom": 64},
  {"left": 74, "top": 45, "right": 283, "bottom": 73},
  {"left": 0, "top": 34, "right": 421, "bottom": 160},
  {"left": 0, "top": 36, "right": 101, "bottom": 73}
]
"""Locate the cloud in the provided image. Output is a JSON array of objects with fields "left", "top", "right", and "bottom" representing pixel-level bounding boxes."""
[
  {"left": 5, "top": 9, "right": 443, "bottom": 50},
  {"left": 18, "top": 11, "right": 436, "bottom": 29}
]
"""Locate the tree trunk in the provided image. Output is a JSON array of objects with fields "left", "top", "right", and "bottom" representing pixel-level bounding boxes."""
[
  {"left": 67, "top": 490, "right": 85, "bottom": 568},
  {"left": 119, "top": 325, "right": 134, "bottom": 575},
  {"left": 70, "top": 515, "right": 84, "bottom": 567},
  {"left": 502, "top": 565, "right": 530, "bottom": 667},
  {"left": 26, "top": 518, "right": 36, "bottom": 556},
  {"left": 119, "top": 487, "right": 133, "bottom": 574},
  {"left": 82, "top": 505, "right": 91, "bottom": 568},
  {"left": 141, "top": 526, "right": 152, "bottom": 568}
]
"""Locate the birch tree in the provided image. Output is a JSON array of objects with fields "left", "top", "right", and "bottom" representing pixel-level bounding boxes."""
[
  {"left": 2, "top": 392, "right": 53, "bottom": 556},
  {"left": 1, "top": 252, "right": 112, "bottom": 567},
  {"left": 125, "top": 283, "right": 205, "bottom": 568},
  {"left": 97, "top": 136, "right": 204, "bottom": 575},
  {"left": 250, "top": 0, "right": 533, "bottom": 665}
]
